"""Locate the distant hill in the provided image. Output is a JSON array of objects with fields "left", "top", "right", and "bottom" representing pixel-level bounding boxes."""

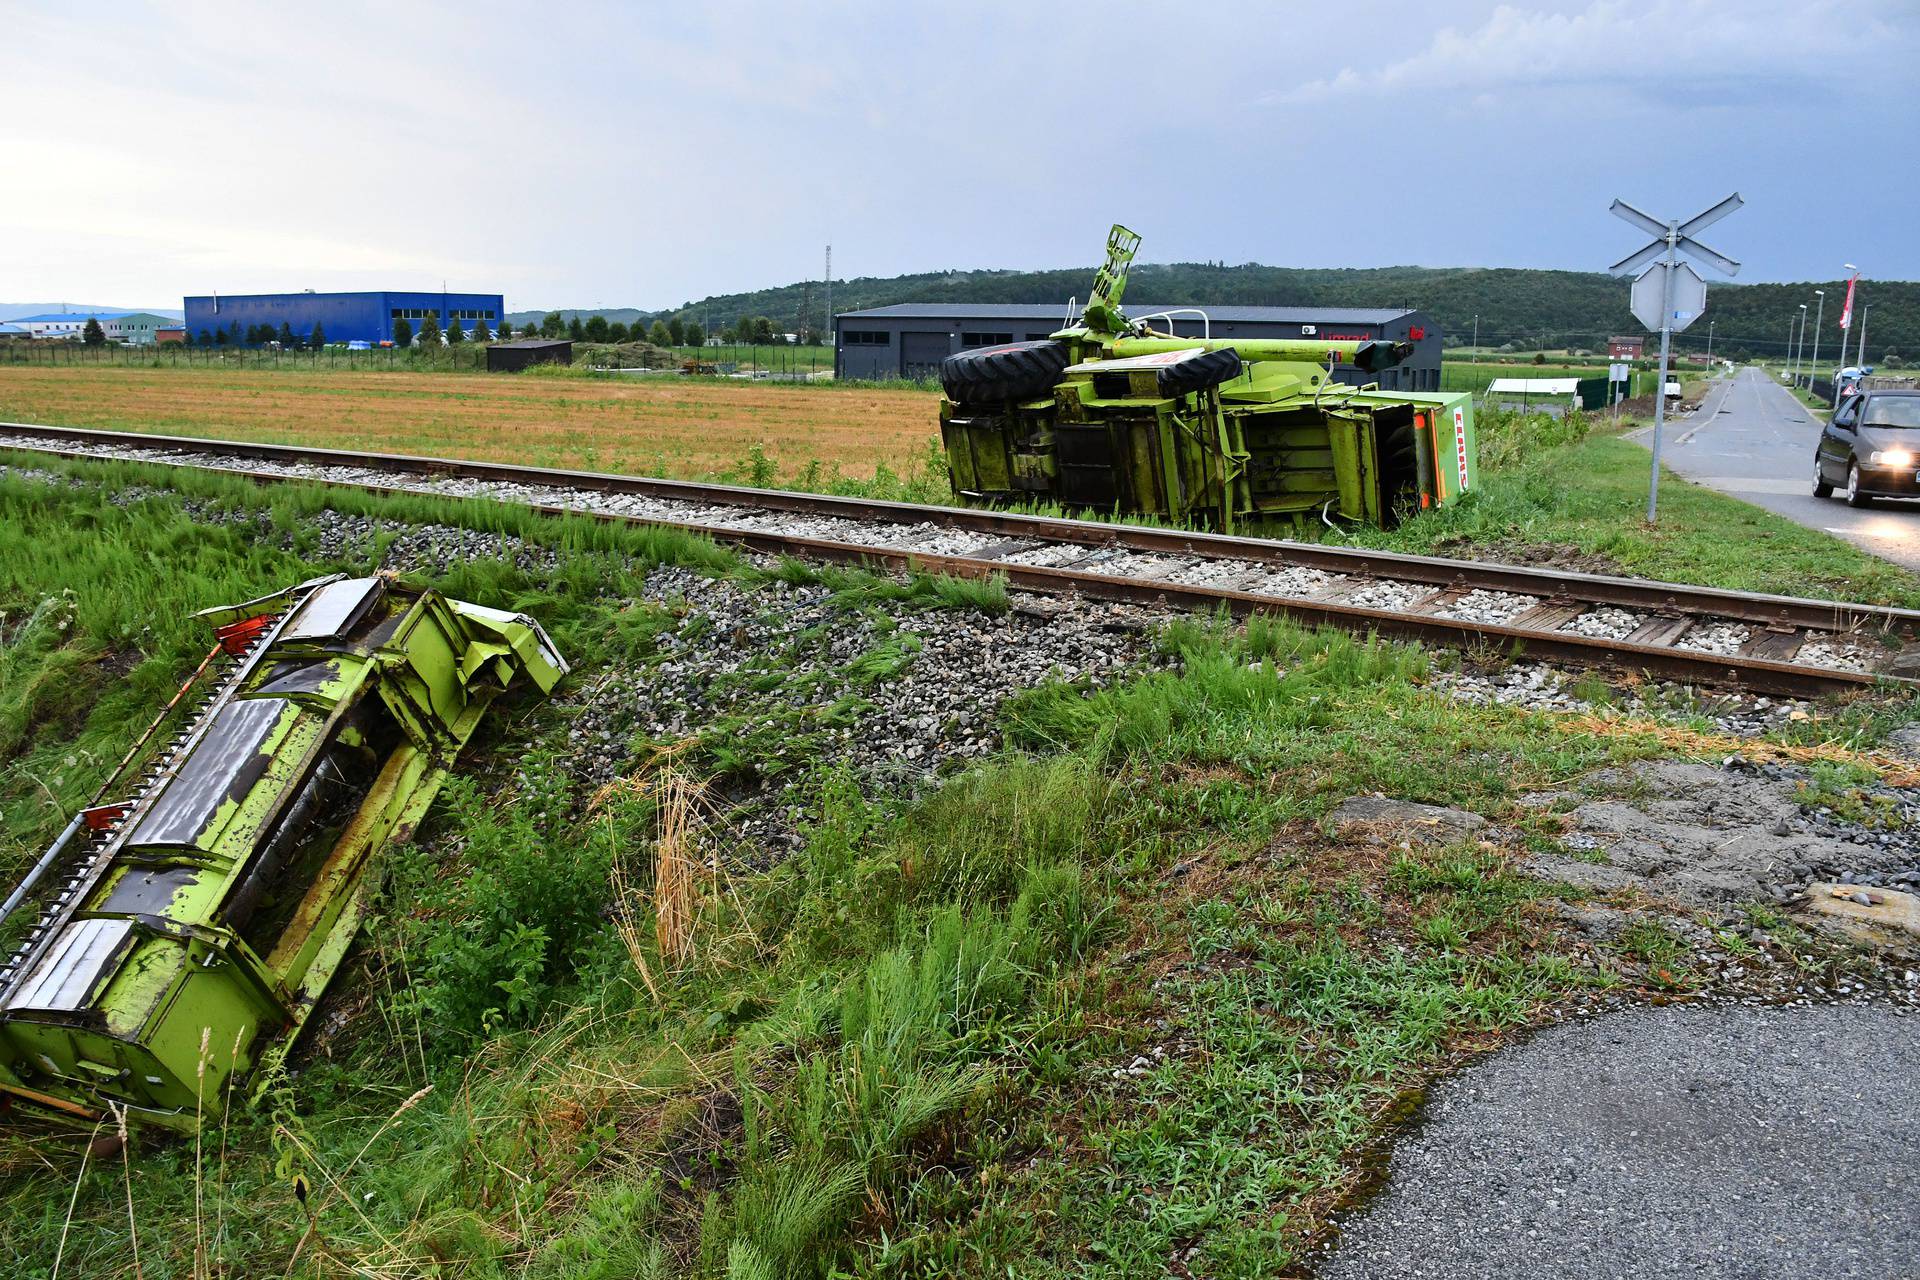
[
  {"left": 519, "top": 262, "right": 1919, "bottom": 366},
  {"left": 502, "top": 307, "right": 651, "bottom": 330},
  {"left": 0, "top": 303, "right": 182, "bottom": 322}
]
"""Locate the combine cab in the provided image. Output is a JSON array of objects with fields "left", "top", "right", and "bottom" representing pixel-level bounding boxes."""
[
  {"left": 939, "top": 225, "right": 1477, "bottom": 532},
  {"left": 0, "top": 575, "right": 565, "bottom": 1131}
]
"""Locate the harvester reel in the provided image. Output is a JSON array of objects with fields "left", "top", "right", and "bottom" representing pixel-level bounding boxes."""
[{"left": 939, "top": 340, "right": 1072, "bottom": 405}]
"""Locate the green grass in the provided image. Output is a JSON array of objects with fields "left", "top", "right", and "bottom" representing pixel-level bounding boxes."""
[
  {"left": 0, "top": 447, "right": 1912, "bottom": 1277},
  {"left": 1333, "top": 419, "right": 1920, "bottom": 608}
]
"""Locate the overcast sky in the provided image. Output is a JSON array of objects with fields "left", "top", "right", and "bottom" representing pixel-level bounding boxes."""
[{"left": 3, "top": 0, "right": 1914, "bottom": 312}]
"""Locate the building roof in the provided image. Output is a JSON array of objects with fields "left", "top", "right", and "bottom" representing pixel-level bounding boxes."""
[
  {"left": 110, "top": 312, "right": 178, "bottom": 325},
  {"left": 184, "top": 290, "right": 502, "bottom": 302},
  {"left": 1488, "top": 378, "right": 1581, "bottom": 395},
  {"left": 0, "top": 323, "right": 31, "bottom": 334},
  {"left": 837, "top": 303, "right": 1420, "bottom": 325},
  {"left": 7, "top": 311, "right": 131, "bottom": 324}
]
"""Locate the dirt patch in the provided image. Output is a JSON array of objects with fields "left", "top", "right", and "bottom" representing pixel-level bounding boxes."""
[
  {"left": 1431, "top": 536, "right": 1626, "bottom": 577},
  {"left": 1520, "top": 758, "right": 1920, "bottom": 907}
]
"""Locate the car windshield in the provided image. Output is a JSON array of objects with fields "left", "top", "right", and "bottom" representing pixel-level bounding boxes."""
[{"left": 1862, "top": 398, "right": 1920, "bottom": 429}]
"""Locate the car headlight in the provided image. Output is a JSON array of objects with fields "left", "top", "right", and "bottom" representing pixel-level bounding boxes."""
[{"left": 1869, "top": 448, "right": 1915, "bottom": 468}]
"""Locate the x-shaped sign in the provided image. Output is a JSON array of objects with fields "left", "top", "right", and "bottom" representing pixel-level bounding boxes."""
[{"left": 1608, "top": 193, "right": 1743, "bottom": 277}]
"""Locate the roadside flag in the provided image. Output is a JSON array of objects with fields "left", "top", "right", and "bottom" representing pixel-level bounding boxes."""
[{"left": 1839, "top": 274, "right": 1858, "bottom": 330}]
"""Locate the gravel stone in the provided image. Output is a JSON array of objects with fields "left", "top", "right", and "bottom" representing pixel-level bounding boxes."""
[
  {"left": 1559, "top": 606, "right": 1642, "bottom": 639},
  {"left": 1344, "top": 579, "right": 1432, "bottom": 612},
  {"left": 561, "top": 565, "right": 1154, "bottom": 852},
  {"left": 1319, "top": 1003, "right": 1920, "bottom": 1280},
  {"left": 1796, "top": 638, "right": 1881, "bottom": 673},
  {"left": 1676, "top": 620, "right": 1751, "bottom": 654},
  {"left": 1437, "top": 588, "right": 1537, "bottom": 625},
  {"left": 1240, "top": 565, "right": 1345, "bottom": 598}
]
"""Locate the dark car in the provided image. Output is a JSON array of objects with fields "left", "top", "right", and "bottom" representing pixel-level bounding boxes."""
[{"left": 1814, "top": 389, "right": 1920, "bottom": 507}]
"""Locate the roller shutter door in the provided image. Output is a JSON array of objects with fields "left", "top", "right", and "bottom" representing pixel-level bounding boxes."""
[{"left": 900, "top": 331, "right": 952, "bottom": 379}]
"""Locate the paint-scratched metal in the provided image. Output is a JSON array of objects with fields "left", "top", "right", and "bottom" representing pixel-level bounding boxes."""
[{"left": 126, "top": 697, "right": 289, "bottom": 848}]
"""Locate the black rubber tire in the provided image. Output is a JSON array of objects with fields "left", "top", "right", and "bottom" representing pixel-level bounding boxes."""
[
  {"left": 940, "top": 340, "right": 1070, "bottom": 405},
  {"left": 1846, "top": 463, "right": 1873, "bottom": 508},
  {"left": 1813, "top": 471, "right": 1833, "bottom": 498},
  {"left": 1157, "top": 348, "right": 1244, "bottom": 397}
]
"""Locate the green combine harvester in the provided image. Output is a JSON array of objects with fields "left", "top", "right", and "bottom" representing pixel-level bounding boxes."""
[
  {"left": 0, "top": 575, "right": 566, "bottom": 1131},
  {"left": 939, "top": 225, "right": 1478, "bottom": 531}
]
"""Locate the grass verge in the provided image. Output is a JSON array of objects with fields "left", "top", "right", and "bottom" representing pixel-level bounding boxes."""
[{"left": 0, "top": 441, "right": 1913, "bottom": 1277}]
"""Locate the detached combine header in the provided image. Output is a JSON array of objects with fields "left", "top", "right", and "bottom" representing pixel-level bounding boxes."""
[
  {"left": 0, "top": 575, "right": 565, "bottom": 1131},
  {"left": 939, "top": 225, "right": 1477, "bottom": 531}
]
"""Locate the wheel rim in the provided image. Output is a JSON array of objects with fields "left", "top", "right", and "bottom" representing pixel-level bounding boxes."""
[{"left": 1849, "top": 466, "right": 1860, "bottom": 500}]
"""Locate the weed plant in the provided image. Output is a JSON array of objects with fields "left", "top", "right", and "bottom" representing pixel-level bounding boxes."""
[{"left": 0, "top": 454, "right": 1909, "bottom": 1277}]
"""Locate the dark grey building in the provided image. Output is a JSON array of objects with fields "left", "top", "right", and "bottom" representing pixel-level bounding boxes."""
[
  {"left": 834, "top": 303, "right": 1441, "bottom": 392},
  {"left": 487, "top": 338, "right": 573, "bottom": 372}
]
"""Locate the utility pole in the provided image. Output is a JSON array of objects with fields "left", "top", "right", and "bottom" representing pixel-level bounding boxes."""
[
  {"left": 824, "top": 244, "right": 832, "bottom": 346},
  {"left": 1705, "top": 318, "right": 1714, "bottom": 363},
  {"left": 1471, "top": 313, "right": 1479, "bottom": 354},
  {"left": 1807, "top": 290, "right": 1824, "bottom": 390}
]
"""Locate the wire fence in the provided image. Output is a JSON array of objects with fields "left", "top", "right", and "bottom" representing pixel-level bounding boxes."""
[{"left": 0, "top": 341, "right": 839, "bottom": 377}]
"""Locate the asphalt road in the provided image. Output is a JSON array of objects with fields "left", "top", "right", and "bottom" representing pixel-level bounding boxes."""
[
  {"left": 1627, "top": 367, "right": 1920, "bottom": 573},
  {"left": 1319, "top": 1003, "right": 1920, "bottom": 1280}
]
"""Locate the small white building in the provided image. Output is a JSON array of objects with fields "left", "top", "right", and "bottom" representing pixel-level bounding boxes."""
[
  {"left": 5, "top": 312, "right": 103, "bottom": 340},
  {"left": 1487, "top": 377, "right": 1583, "bottom": 417}
]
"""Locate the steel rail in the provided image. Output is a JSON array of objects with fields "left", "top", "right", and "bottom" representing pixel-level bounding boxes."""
[
  {"left": 6, "top": 420, "right": 1913, "bottom": 633},
  {"left": 2, "top": 421, "right": 1916, "bottom": 698}
]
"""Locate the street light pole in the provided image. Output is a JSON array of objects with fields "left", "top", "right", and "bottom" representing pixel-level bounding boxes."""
[
  {"left": 1706, "top": 319, "right": 1714, "bottom": 363},
  {"left": 1857, "top": 302, "right": 1872, "bottom": 371},
  {"left": 1786, "top": 313, "right": 1797, "bottom": 380},
  {"left": 1471, "top": 313, "right": 1479, "bottom": 354},
  {"left": 1793, "top": 304, "right": 1807, "bottom": 384},
  {"left": 1807, "top": 290, "right": 1824, "bottom": 391},
  {"left": 1836, "top": 264, "right": 1858, "bottom": 405}
]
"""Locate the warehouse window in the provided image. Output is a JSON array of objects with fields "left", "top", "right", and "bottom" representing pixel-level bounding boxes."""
[
  {"left": 844, "top": 330, "right": 890, "bottom": 346},
  {"left": 961, "top": 332, "right": 1013, "bottom": 347}
]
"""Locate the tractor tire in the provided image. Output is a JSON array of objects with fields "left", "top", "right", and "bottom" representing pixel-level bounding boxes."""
[
  {"left": 940, "top": 340, "right": 1070, "bottom": 405},
  {"left": 1158, "top": 348, "right": 1244, "bottom": 397}
]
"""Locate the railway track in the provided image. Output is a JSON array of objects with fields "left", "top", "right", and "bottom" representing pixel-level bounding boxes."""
[{"left": 4, "top": 421, "right": 1919, "bottom": 698}]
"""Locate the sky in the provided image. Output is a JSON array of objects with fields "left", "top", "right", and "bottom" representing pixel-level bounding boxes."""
[{"left": 2, "top": 0, "right": 1916, "bottom": 313}]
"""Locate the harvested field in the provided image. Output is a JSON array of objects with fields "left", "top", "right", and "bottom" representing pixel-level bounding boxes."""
[{"left": 0, "top": 366, "right": 939, "bottom": 480}]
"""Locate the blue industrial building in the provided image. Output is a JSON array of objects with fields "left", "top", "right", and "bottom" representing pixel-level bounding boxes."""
[{"left": 182, "top": 290, "right": 506, "bottom": 346}]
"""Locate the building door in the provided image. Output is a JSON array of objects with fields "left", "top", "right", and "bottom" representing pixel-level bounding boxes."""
[{"left": 900, "top": 332, "right": 951, "bottom": 379}]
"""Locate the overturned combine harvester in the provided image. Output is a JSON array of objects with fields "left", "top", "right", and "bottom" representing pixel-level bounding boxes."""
[
  {"left": 0, "top": 575, "right": 565, "bottom": 1130},
  {"left": 940, "top": 225, "right": 1478, "bottom": 531}
]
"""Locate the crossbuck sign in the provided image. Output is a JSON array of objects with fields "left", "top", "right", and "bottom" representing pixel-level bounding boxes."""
[{"left": 1609, "top": 193, "right": 1742, "bottom": 522}]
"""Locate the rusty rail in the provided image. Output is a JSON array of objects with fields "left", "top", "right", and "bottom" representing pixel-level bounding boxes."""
[{"left": 3, "top": 421, "right": 1917, "bottom": 699}]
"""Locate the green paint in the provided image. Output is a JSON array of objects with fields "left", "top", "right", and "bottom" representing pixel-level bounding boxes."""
[
  {"left": 940, "top": 223, "right": 1479, "bottom": 529},
  {"left": 0, "top": 576, "right": 565, "bottom": 1131}
]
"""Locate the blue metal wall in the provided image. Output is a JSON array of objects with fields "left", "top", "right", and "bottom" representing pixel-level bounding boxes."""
[{"left": 182, "top": 291, "right": 505, "bottom": 345}]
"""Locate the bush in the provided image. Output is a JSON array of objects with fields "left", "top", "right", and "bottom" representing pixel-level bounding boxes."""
[{"left": 396, "top": 770, "right": 625, "bottom": 1043}]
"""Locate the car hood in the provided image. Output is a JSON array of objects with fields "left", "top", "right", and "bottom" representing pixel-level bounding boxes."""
[{"left": 1857, "top": 428, "right": 1920, "bottom": 456}]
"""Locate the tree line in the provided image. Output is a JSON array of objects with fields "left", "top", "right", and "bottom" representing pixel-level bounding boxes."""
[{"left": 649, "top": 260, "right": 1920, "bottom": 365}]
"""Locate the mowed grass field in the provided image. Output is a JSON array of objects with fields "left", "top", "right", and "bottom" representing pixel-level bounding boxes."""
[{"left": 0, "top": 366, "right": 940, "bottom": 480}]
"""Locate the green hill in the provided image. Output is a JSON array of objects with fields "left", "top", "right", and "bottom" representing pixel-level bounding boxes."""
[{"left": 519, "top": 263, "right": 1919, "bottom": 367}]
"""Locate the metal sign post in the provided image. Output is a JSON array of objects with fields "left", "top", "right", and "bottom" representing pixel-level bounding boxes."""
[{"left": 1609, "top": 193, "right": 1742, "bottom": 522}]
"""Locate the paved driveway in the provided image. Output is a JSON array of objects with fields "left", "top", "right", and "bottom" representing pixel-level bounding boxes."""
[{"left": 1628, "top": 367, "right": 1920, "bottom": 572}]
